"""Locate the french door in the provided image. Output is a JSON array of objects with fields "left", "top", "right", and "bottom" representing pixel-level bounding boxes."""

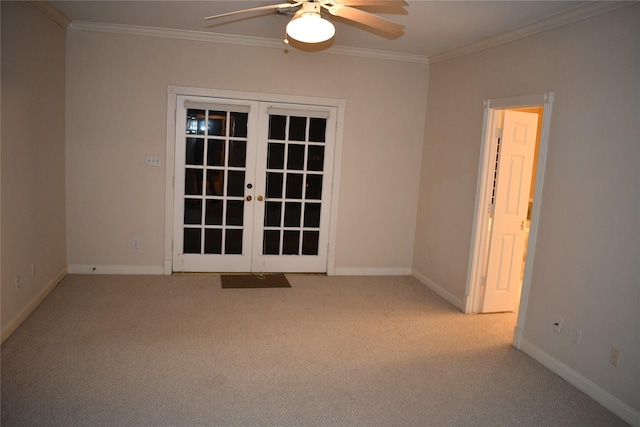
[{"left": 172, "top": 96, "right": 336, "bottom": 273}]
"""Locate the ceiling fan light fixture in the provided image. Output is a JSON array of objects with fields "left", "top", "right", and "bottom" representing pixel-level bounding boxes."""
[{"left": 286, "top": 12, "right": 335, "bottom": 44}]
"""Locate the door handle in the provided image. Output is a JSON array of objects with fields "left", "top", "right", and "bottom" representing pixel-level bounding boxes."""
[
  {"left": 520, "top": 220, "right": 525, "bottom": 231},
  {"left": 257, "top": 195, "right": 264, "bottom": 202},
  {"left": 246, "top": 195, "right": 252, "bottom": 201}
]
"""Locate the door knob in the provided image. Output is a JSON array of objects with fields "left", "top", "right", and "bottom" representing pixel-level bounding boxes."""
[
  {"left": 246, "top": 195, "right": 252, "bottom": 201},
  {"left": 257, "top": 195, "right": 264, "bottom": 202},
  {"left": 520, "top": 220, "right": 525, "bottom": 231}
]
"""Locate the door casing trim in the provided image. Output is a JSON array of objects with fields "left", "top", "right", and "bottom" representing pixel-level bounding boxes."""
[
  {"left": 164, "top": 85, "right": 346, "bottom": 275},
  {"left": 465, "top": 92, "right": 554, "bottom": 350}
]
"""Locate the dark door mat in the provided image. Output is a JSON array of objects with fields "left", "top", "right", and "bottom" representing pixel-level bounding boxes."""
[{"left": 221, "top": 273, "right": 291, "bottom": 289}]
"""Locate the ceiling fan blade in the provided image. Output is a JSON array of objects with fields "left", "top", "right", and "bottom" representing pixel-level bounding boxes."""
[
  {"left": 332, "top": 0, "right": 408, "bottom": 6},
  {"left": 328, "top": 5, "right": 405, "bottom": 33},
  {"left": 204, "top": 3, "right": 298, "bottom": 21}
]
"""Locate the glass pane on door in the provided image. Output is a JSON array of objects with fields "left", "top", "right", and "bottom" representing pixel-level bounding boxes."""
[
  {"left": 182, "top": 107, "right": 249, "bottom": 256},
  {"left": 262, "top": 114, "right": 327, "bottom": 256}
]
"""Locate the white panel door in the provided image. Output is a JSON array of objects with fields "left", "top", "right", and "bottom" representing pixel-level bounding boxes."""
[
  {"left": 172, "top": 96, "right": 336, "bottom": 273},
  {"left": 482, "top": 110, "right": 538, "bottom": 312}
]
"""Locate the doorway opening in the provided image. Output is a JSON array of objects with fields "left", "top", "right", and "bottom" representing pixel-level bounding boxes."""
[{"left": 465, "top": 93, "right": 554, "bottom": 349}]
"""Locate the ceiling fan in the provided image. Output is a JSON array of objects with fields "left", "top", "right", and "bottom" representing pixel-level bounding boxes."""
[{"left": 204, "top": 0, "right": 408, "bottom": 44}]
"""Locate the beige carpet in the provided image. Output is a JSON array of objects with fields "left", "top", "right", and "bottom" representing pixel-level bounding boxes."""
[{"left": 1, "top": 274, "right": 627, "bottom": 426}]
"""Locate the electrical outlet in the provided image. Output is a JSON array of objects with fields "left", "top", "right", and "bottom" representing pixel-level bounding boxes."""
[
  {"left": 609, "top": 347, "right": 620, "bottom": 367},
  {"left": 572, "top": 328, "right": 582, "bottom": 345},
  {"left": 553, "top": 316, "right": 564, "bottom": 334},
  {"left": 132, "top": 238, "right": 141, "bottom": 249},
  {"left": 31, "top": 263, "right": 35, "bottom": 277},
  {"left": 14, "top": 274, "right": 21, "bottom": 289},
  {"left": 423, "top": 250, "right": 428, "bottom": 260}
]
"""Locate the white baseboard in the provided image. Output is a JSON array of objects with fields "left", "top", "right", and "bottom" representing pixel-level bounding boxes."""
[
  {"left": 332, "top": 267, "right": 412, "bottom": 276},
  {"left": 67, "top": 264, "right": 165, "bottom": 275},
  {"left": 411, "top": 269, "right": 466, "bottom": 311},
  {"left": 69, "top": 265, "right": 409, "bottom": 276},
  {"left": 1, "top": 267, "right": 67, "bottom": 344},
  {"left": 520, "top": 339, "right": 640, "bottom": 426}
]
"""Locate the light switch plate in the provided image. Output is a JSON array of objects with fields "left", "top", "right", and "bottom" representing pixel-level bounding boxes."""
[{"left": 145, "top": 156, "right": 161, "bottom": 167}]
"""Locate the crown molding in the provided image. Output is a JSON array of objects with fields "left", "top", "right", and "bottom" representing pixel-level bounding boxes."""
[
  {"left": 30, "top": 1, "right": 71, "bottom": 28},
  {"left": 67, "top": 22, "right": 429, "bottom": 65},
  {"left": 429, "top": 1, "right": 634, "bottom": 64},
  {"left": 328, "top": 45, "right": 428, "bottom": 64}
]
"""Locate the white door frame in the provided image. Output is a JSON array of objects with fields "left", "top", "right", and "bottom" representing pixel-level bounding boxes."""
[
  {"left": 465, "top": 92, "right": 554, "bottom": 349},
  {"left": 163, "top": 85, "right": 346, "bottom": 276}
]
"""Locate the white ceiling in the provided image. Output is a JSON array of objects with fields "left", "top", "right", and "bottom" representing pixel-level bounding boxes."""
[{"left": 51, "top": 1, "right": 592, "bottom": 58}]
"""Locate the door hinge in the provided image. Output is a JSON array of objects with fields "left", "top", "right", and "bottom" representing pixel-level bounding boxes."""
[
  {"left": 488, "top": 204, "right": 495, "bottom": 215},
  {"left": 480, "top": 277, "right": 486, "bottom": 286},
  {"left": 496, "top": 128, "right": 503, "bottom": 138}
]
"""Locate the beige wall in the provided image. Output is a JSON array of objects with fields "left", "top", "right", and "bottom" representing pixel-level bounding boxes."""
[
  {"left": 413, "top": 4, "right": 639, "bottom": 417},
  {"left": 1, "top": 2, "right": 67, "bottom": 338},
  {"left": 64, "top": 30, "right": 428, "bottom": 273}
]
